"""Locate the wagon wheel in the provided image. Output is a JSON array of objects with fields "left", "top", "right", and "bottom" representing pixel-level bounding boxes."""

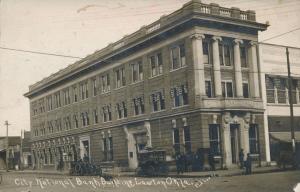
[
  {"left": 75, "top": 163, "right": 83, "bottom": 176},
  {"left": 159, "top": 163, "right": 169, "bottom": 176},
  {"left": 135, "top": 167, "right": 143, "bottom": 176},
  {"left": 146, "top": 165, "right": 155, "bottom": 176}
]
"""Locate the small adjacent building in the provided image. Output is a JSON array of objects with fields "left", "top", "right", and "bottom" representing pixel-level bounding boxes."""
[
  {"left": 0, "top": 137, "right": 21, "bottom": 170},
  {"left": 24, "top": 0, "right": 268, "bottom": 171},
  {"left": 259, "top": 43, "right": 300, "bottom": 163}
]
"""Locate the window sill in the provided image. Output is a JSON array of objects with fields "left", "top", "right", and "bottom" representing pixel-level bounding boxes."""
[
  {"left": 151, "top": 109, "right": 166, "bottom": 114},
  {"left": 131, "top": 80, "right": 144, "bottom": 85},
  {"left": 170, "top": 66, "right": 187, "bottom": 73},
  {"left": 114, "top": 86, "right": 126, "bottom": 91},
  {"left": 172, "top": 105, "right": 189, "bottom": 109},
  {"left": 149, "top": 74, "right": 163, "bottom": 80}
]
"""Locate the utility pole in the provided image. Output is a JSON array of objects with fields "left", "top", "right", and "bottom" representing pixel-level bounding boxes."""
[
  {"left": 286, "top": 47, "right": 296, "bottom": 153},
  {"left": 4, "top": 120, "right": 11, "bottom": 172}
]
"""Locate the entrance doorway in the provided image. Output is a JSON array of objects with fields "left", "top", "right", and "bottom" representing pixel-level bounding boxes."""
[
  {"left": 230, "top": 124, "right": 241, "bottom": 164},
  {"left": 79, "top": 136, "right": 90, "bottom": 161},
  {"left": 135, "top": 133, "right": 147, "bottom": 153}
]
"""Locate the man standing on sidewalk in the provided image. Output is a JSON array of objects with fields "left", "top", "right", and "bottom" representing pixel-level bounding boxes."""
[
  {"left": 239, "top": 149, "right": 244, "bottom": 169},
  {"left": 245, "top": 153, "right": 252, "bottom": 175}
]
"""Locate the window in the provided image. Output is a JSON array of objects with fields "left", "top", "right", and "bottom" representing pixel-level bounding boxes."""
[
  {"left": 74, "top": 114, "right": 79, "bottom": 128},
  {"left": 151, "top": 91, "right": 165, "bottom": 112},
  {"left": 243, "top": 82, "right": 249, "bottom": 98},
  {"left": 73, "top": 87, "right": 78, "bottom": 102},
  {"left": 92, "top": 78, "right": 97, "bottom": 96},
  {"left": 63, "top": 89, "right": 70, "bottom": 105},
  {"left": 115, "top": 68, "right": 126, "bottom": 88},
  {"left": 249, "top": 124, "right": 259, "bottom": 154},
  {"left": 133, "top": 96, "right": 145, "bottom": 115},
  {"left": 203, "top": 41, "right": 211, "bottom": 64},
  {"left": 48, "top": 121, "right": 54, "bottom": 133},
  {"left": 55, "top": 119, "right": 62, "bottom": 132},
  {"left": 116, "top": 101, "right": 127, "bottom": 119},
  {"left": 54, "top": 92, "right": 61, "bottom": 108},
  {"left": 221, "top": 81, "right": 234, "bottom": 98},
  {"left": 219, "top": 43, "right": 233, "bottom": 66},
  {"left": 47, "top": 96, "right": 53, "bottom": 111},
  {"left": 80, "top": 82, "right": 89, "bottom": 100},
  {"left": 102, "top": 134, "right": 113, "bottom": 162},
  {"left": 183, "top": 126, "right": 191, "bottom": 153},
  {"left": 205, "top": 80, "right": 212, "bottom": 98},
  {"left": 64, "top": 116, "right": 71, "bottom": 130},
  {"left": 103, "top": 105, "right": 112, "bottom": 122},
  {"left": 132, "top": 61, "right": 143, "bottom": 82},
  {"left": 171, "top": 44, "right": 186, "bottom": 70},
  {"left": 173, "top": 128, "right": 180, "bottom": 154},
  {"left": 101, "top": 74, "right": 110, "bottom": 93},
  {"left": 240, "top": 46, "right": 248, "bottom": 68},
  {"left": 108, "top": 136, "right": 113, "bottom": 161},
  {"left": 171, "top": 84, "right": 188, "bottom": 107},
  {"left": 81, "top": 112, "right": 89, "bottom": 127},
  {"left": 209, "top": 124, "right": 221, "bottom": 155},
  {"left": 94, "top": 109, "right": 99, "bottom": 124},
  {"left": 150, "top": 53, "right": 163, "bottom": 77}
]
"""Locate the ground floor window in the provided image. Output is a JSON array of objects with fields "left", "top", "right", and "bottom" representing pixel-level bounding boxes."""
[
  {"left": 209, "top": 124, "right": 221, "bottom": 155},
  {"left": 183, "top": 126, "right": 191, "bottom": 153},
  {"left": 173, "top": 128, "right": 180, "bottom": 154},
  {"left": 249, "top": 124, "right": 259, "bottom": 154}
]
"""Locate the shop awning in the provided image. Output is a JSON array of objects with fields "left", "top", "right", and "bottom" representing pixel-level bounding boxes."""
[{"left": 269, "top": 132, "right": 300, "bottom": 143}]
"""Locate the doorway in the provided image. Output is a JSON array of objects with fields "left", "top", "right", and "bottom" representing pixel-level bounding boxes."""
[{"left": 230, "top": 124, "right": 241, "bottom": 164}]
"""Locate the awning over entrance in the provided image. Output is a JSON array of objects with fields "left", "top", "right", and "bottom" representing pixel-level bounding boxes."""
[{"left": 269, "top": 132, "right": 300, "bottom": 143}]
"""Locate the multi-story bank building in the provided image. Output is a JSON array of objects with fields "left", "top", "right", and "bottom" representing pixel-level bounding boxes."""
[{"left": 24, "top": 0, "right": 268, "bottom": 171}]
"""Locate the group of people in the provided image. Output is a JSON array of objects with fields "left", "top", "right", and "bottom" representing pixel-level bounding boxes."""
[{"left": 239, "top": 149, "right": 252, "bottom": 174}]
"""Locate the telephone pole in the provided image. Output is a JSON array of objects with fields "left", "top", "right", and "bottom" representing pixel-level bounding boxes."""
[
  {"left": 4, "top": 120, "right": 11, "bottom": 171},
  {"left": 286, "top": 47, "right": 296, "bottom": 153}
]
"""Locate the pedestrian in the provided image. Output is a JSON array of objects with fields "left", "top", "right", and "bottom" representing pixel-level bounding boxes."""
[
  {"left": 239, "top": 149, "right": 244, "bottom": 169},
  {"left": 175, "top": 152, "right": 181, "bottom": 174},
  {"left": 245, "top": 153, "right": 252, "bottom": 175}
]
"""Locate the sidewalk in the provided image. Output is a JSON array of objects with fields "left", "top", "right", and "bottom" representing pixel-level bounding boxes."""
[{"left": 1, "top": 165, "right": 284, "bottom": 178}]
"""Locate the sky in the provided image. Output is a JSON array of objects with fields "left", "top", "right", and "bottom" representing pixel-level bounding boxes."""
[{"left": 0, "top": 0, "right": 299, "bottom": 136}]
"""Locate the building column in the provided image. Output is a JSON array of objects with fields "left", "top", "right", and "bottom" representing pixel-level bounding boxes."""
[
  {"left": 233, "top": 39, "right": 243, "bottom": 97},
  {"left": 212, "top": 36, "right": 222, "bottom": 97},
  {"left": 222, "top": 124, "right": 232, "bottom": 168},
  {"left": 249, "top": 41, "right": 260, "bottom": 98},
  {"left": 243, "top": 124, "right": 250, "bottom": 155},
  {"left": 190, "top": 33, "right": 206, "bottom": 97},
  {"left": 144, "top": 121, "right": 152, "bottom": 147}
]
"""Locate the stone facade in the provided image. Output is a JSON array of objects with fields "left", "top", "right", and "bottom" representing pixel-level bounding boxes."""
[{"left": 24, "top": 0, "right": 268, "bottom": 171}]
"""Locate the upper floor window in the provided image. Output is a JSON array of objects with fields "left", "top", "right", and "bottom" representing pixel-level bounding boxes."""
[
  {"left": 219, "top": 43, "right": 233, "bottom": 66},
  {"left": 73, "top": 114, "right": 79, "bottom": 128},
  {"left": 64, "top": 116, "right": 71, "bottom": 130},
  {"left": 150, "top": 52, "right": 163, "bottom": 77},
  {"left": 93, "top": 109, "right": 99, "bottom": 124},
  {"left": 54, "top": 92, "right": 61, "bottom": 108},
  {"left": 131, "top": 61, "right": 143, "bottom": 83},
  {"left": 243, "top": 82, "right": 249, "bottom": 98},
  {"left": 115, "top": 68, "right": 126, "bottom": 88},
  {"left": 92, "top": 78, "right": 98, "bottom": 96},
  {"left": 101, "top": 74, "right": 110, "bottom": 93},
  {"left": 47, "top": 121, "right": 54, "bottom": 133},
  {"left": 102, "top": 105, "right": 112, "bottom": 122},
  {"left": 171, "top": 44, "right": 186, "bottom": 70},
  {"left": 80, "top": 82, "right": 89, "bottom": 100},
  {"left": 240, "top": 46, "right": 248, "bottom": 68},
  {"left": 221, "top": 81, "right": 233, "bottom": 98},
  {"left": 47, "top": 96, "right": 53, "bottom": 111},
  {"left": 133, "top": 96, "right": 145, "bottom": 115},
  {"left": 205, "top": 80, "right": 213, "bottom": 98},
  {"left": 63, "top": 89, "right": 71, "bottom": 105},
  {"left": 170, "top": 84, "right": 188, "bottom": 107},
  {"left": 203, "top": 41, "right": 211, "bottom": 64},
  {"left": 73, "top": 86, "right": 78, "bottom": 102},
  {"left": 116, "top": 101, "right": 127, "bottom": 119},
  {"left": 151, "top": 91, "right": 165, "bottom": 112}
]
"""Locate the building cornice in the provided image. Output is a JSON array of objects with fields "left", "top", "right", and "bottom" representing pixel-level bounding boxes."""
[{"left": 24, "top": 0, "right": 268, "bottom": 99}]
